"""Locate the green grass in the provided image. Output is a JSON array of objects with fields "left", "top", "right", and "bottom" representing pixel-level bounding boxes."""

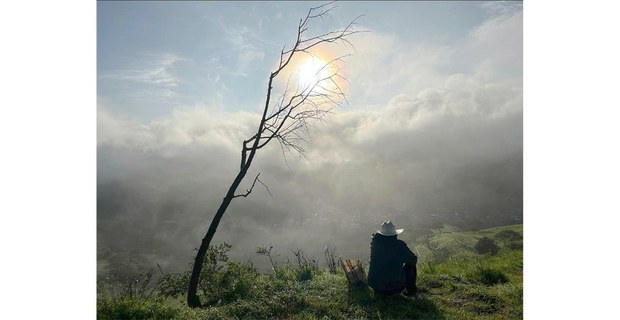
[
  {"left": 97, "top": 297, "right": 180, "bottom": 320},
  {"left": 97, "top": 224, "right": 522, "bottom": 319}
]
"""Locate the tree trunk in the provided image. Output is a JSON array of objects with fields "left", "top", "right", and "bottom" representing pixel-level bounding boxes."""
[{"left": 187, "top": 169, "right": 248, "bottom": 308}]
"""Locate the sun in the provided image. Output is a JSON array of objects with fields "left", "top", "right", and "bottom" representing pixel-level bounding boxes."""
[{"left": 297, "top": 56, "right": 329, "bottom": 89}]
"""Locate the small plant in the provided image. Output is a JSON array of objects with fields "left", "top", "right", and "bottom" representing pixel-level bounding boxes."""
[
  {"left": 475, "top": 237, "right": 500, "bottom": 255},
  {"left": 324, "top": 245, "right": 338, "bottom": 274},
  {"left": 292, "top": 248, "right": 319, "bottom": 281},
  {"left": 257, "top": 243, "right": 278, "bottom": 273}
]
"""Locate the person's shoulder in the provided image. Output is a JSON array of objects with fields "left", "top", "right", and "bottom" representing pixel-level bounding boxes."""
[
  {"left": 396, "top": 239, "right": 412, "bottom": 248},
  {"left": 370, "top": 233, "right": 382, "bottom": 244},
  {"left": 396, "top": 239, "right": 416, "bottom": 256}
]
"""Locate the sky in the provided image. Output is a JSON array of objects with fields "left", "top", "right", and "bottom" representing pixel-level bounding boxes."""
[{"left": 97, "top": 1, "right": 523, "bottom": 271}]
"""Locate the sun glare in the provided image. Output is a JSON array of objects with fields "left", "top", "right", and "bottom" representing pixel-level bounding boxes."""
[{"left": 297, "top": 56, "right": 329, "bottom": 89}]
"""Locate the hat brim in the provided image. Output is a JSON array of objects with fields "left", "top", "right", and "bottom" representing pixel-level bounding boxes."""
[{"left": 377, "top": 228, "right": 404, "bottom": 236}]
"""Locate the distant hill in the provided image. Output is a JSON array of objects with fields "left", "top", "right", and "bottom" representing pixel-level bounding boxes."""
[{"left": 409, "top": 224, "right": 523, "bottom": 263}]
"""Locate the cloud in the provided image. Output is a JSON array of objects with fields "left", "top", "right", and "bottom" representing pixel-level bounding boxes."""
[
  {"left": 98, "top": 105, "right": 259, "bottom": 157},
  {"left": 464, "top": 10, "right": 523, "bottom": 83},
  {"left": 340, "top": 4, "right": 522, "bottom": 108},
  {"left": 480, "top": 1, "right": 523, "bottom": 21},
  {"left": 237, "top": 49, "right": 265, "bottom": 74},
  {"left": 100, "top": 53, "right": 182, "bottom": 86},
  {"left": 217, "top": 23, "right": 266, "bottom": 75},
  {"left": 99, "top": 53, "right": 184, "bottom": 99}
]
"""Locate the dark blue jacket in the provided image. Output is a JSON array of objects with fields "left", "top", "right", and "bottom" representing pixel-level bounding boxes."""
[{"left": 367, "top": 234, "right": 417, "bottom": 293}]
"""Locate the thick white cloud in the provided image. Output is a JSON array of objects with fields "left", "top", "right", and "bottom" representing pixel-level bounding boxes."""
[{"left": 98, "top": 105, "right": 259, "bottom": 156}]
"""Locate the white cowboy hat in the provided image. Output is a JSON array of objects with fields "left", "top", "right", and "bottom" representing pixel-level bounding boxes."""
[{"left": 377, "top": 220, "right": 403, "bottom": 236}]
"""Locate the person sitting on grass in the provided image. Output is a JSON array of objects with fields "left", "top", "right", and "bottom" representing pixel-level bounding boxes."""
[{"left": 368, "top": 220, "right": 418, "bottom": 297}]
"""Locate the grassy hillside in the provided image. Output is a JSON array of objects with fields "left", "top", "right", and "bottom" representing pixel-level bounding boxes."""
[
  {"left": 97, "top": 224, "right": 522, "bottom": 319},
  {"left": 410, "top": 224, "right": 523, "bottom": 263}
]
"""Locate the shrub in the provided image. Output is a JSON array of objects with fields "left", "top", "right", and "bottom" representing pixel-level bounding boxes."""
[
  {"left": 216, "top": 261, "right": 258, "bottom": 303},
  {"left": 157, "top": 243, "right": 260, "bottom": 306},
  {"left": 507, "top": 241, "right": 523, "bottom": 250},
  {"left": 494, "top": 229, "right": 523, "bottom": 252},
  {"left": 199, "top": 243, "right": 232, "bottom": 298},
  {"left": 475, "top": 237, "right": 500, "bottom": 256},
  {"left": 156, "top": 269, "right": 189, "bottom": 299},
  {"left": 494, "top": 230, "right": 522, "bottom": 242},
  {"left": 156, "top": 242, "right": 232, "bottom": 303}
]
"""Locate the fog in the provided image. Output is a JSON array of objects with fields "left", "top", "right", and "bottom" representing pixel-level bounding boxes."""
[{"left": 97, "top": 86, "right": 522, "bottom": 272}]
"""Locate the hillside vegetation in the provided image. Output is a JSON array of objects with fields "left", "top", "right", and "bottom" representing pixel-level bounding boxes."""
[{"left": 97, "top": 224, "right": 522, "bottom": 319}]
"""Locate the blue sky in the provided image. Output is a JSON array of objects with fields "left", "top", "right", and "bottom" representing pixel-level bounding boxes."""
[{"left": 98, "top": 1, "right": 521, "bottom": 122}]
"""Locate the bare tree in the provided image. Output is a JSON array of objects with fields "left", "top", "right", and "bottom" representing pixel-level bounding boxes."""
[{"left": 187, "top": 2, "right": 362, "bottom": 308}]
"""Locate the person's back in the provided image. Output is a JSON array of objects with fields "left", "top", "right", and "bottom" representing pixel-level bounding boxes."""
[{"left": 368, "top": 220, "right": 417, "bottom": 296}]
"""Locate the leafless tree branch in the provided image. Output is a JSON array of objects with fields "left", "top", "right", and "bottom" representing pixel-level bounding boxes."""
[{"left": 231, "top": 173, "right": 272, "bottom": 199}]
